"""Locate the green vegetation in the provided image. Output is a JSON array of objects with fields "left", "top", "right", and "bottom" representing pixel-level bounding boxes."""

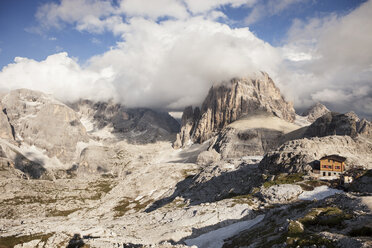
[
  {"left": 181, "top": 168, "right": 198, "bottom": 179},
  {"left": 263, "top": 173, "right": 304, "bottom": 188},
  {"left": 47, "top": 208, "right": 80, "bottom": 217},
  {"left": 163, "top": 197, "right": 188, "bottom": 209},
  {"left": 0, "top": 196, "right": 57, "bottom": 206},
  {"left": 299, "top": 207, "right": 352, "bottom": 227},
  {"left": 230, "top": 193, "right": 254, "bottom": 206},
  {"left": 89, "top": 180, "right": 116, "bottom": 200},
  {"left": 0, "top": 233, "right": 54, "bottom": 247},
  {"left": 114, "top": 197, "right": 153, "bottom": 217},
  {"left": 349, "top": 226, "right": 372, "bottom": 237},
  {"left": 284, "top": 233, "right": 336, "bottom": 248},
  {"left": 298, "top": 180, "right": 329, "bottom": 191},
  {"left": 287, "top": 221, "right": 304, "bottom": 235}
]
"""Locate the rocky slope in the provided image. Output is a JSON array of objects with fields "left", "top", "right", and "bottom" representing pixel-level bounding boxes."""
[
  {"left": 303, "top": 111, "right": 366, "bottom": 138},
  {"left": 0, "top": 89, "right": 89, "bottom": 167},
  {"left": 209, "top": 112, "right": 301, "bottom": 158},
  {"left": 69, "top": 99, "right": 180, "bottom": 144},
  {"left": 174, "top": 72, "right": 296, "bottom": 148},
  {"left": 259, "top": 135, "right": 372, "bottom": 174}
]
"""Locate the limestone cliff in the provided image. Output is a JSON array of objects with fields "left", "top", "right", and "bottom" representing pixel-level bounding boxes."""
[{"left": 174, "top": 72, "right": 296, "bottom": 148}]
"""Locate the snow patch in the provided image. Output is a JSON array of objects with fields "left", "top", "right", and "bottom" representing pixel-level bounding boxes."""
[
  {"left": 294, "top": 114, "right": 311, "bottom": 127},
  {"left": 184, "top": 215, "right": 264, "bottom": 248},
  {"left": 298, "top": 185, "right": 343, "bottom": 201},
  {"left": 80, "top": 116, "right": 94, "bottom": 132}
]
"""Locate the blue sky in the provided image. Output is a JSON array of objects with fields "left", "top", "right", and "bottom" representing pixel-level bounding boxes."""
[
  {"left": 0, "top": 0, "right": 366, "bottom": 68},
  {"left": 0, "top": 0, "right": 371, "bottom": 118}
]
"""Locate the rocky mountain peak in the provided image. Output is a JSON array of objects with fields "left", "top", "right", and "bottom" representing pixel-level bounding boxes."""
[
  {"left": 301, "top": 102, "right": 330, "bottom": 123},
  {"left": 174, "top": 72, "right": 296, "bottom": 148}
]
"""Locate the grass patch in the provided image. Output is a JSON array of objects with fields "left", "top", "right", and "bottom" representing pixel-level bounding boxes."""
[
  {"left": 288, "top": 221, "right": 304, "bottom": 235},
  {"left": 89, "top": 180, "right": 115, "bottom": 200},
  {"left": 230, "top": 194, "right": 254, "bottom": 206},
  {"left": 299, "top": 207, "right": 352, "bottom": 227},
  {"left": 349, "top": 226, "right": 372, "bottom": 237},
  {"left": 298, "top": 180, "right": 329, "bottom": 191},
  {"left": 0, "top": 196, "right": 57, "bottom": 206},
  {"left": 47, "top": 208, "right": 80, "bottom": 217},
  {"left": 263, "top": 173, "right": 304, "bottom": 188},
  {"left": 0, "top": 233, "right": 54, "bottom": 247},
  {"left": 163, "top": 197, "right": 188, "bottom": 209},
  {"left": 181, "top": 169, "right": 198, "bottom": 179},
  {"left": 285, "top": 233, "right": 336, "bottom": 248},
  {"left": 114, "top": 197, "right": 153, "bottom": 217}
]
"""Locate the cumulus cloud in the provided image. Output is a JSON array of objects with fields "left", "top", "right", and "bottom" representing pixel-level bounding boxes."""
[
  {"left": 0, "top": 53, "right": 116, "bottom": 102},
  {"left": 245, "top": 0, "right": 304, "bottom": 25},
  {"left": 1, "top": 0, "right": 372, "bottom": 119},
  {"left": 278, "top": 0, "right": 372, "bottom": 117}
]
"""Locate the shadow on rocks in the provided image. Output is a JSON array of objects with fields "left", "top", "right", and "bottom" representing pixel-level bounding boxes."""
[{"left": 145, "top": 163, "right": 263, "bottom": 213}]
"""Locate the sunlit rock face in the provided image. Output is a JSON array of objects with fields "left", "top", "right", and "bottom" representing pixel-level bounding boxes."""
[
  {"left": 175, "top": 72, "right": 296, "bottom": 148},
  {"left": 1, "top": 89, "right": 89, "bottom": 165}
]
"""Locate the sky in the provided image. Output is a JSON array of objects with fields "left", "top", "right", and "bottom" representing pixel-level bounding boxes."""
[{"left": 0, "top": 0, "right": 371, "bottom": 119}]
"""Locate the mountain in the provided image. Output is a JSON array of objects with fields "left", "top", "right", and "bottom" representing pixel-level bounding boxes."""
[
  {"left": 174, "top": 72, "right": 296, "bottom": 148},
  {"left": 301, "top": 102, "right": 330, "bottom": 123},
  {"left": 69, "top": 99, "right": 180, "bottom": 144},
  {"left": 303, "top": 111, "right": 371, "bottom": 139},
  {"left": 1, "top": 89, "right": 89, "bottom": 165}
]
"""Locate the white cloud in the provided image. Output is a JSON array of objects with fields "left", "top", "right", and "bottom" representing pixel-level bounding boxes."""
[
  {"left": 91, "top": 37, "right": 101, "bottom": 44},
  {"left": 3, "top": 0, "right": 372, "bottom": 119},
  {"left": 0, "top": 53, "right": 116, "bottom": 102},
  {"left": 87, "top": 17, "right": 281, "bottom": 109},
  {"left": 245, "top": 0, "right": 304, "bottom": 25},
  {"left": 48, "top": 37, "right": 57, "bottom": 41},
  {"left": 118, "top": 0, "right": 189, "bottom": 20},
  {"left": 184, "top": 0, "right": 256, "bottom": 14},
  {"left": 0, "top": 17, "right": 280, "bottom": 110},
  {"left": 278, "top": 0, "right": 372, "bottom": 117}
]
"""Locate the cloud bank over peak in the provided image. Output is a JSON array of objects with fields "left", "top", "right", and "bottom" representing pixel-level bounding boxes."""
[{"left": 0, "top": 0, "right": 371, "bottom": 119}]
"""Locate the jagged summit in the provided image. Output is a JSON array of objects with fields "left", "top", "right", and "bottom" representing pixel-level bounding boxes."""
[
  {"left": 301, "top": 102, "right": 330, "bottom": 123},
  {"left": 174, "top": 72, "right": 296, "bottom": 148}
]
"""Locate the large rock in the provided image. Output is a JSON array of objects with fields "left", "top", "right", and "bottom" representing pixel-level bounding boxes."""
[
  {"left": 175, "top": 72, "right": 296, "bottom": 147},
  {"left": 1, "top": 89, "right": 89, "bottom": 164},
  {"left": 78, "top": 146, "right": 131, "bottom": 176},
  {"left": 301, "top": 102, "right": 330, "bottom": 123},
  {"left": 260, "top": 184, "right": 303, "bottom": 204},
  {"left": 259, "top": 135, "right": 372, "bottom": 174},
  {"left": 303, "top": 112, "right": 369, "bottom": 139}
]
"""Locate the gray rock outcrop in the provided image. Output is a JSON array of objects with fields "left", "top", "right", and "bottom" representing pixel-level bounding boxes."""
[
  {"left": 301, "top": 102, "right": 330, "bottom": 123},
  {"left": 0, "top": 106, "right": 14, "bottom": 140},
  {"left": 70, "top": 100, "right": 180, "bottom": 144},
  {"left": 1, "top": 89, "right": 89, "bottom": 164},
  {"left": 259, "top": 135, "right": 372, "bottom": 174},
  {"left": 196, "top": 149, "right": 221, "bottom": 166},
  {"left": 260, "top": 184, "right": 303, "bottom": 204},
  {"left": 175, "top": 72, "right": 296, "bottom": 148},
  {"left": 303, "top": 112, "right": 363, "bottom": 138}
]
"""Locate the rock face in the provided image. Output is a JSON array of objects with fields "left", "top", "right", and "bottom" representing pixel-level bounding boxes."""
[
  {"left": 78, "top": 146, "right": 131, "bottom": 177},
  {"left": 209, "top": 113, "right": 301, "bottom": 158},
  {"left": 303, "top": 112, "right": 363, "bottom": 138},
  {"left": 1, "top": 89, "right": 89, "bottom": 164},
  {"left": 0, "top": 106, "right": 14, "bottom": 140},
  {"left": 259, "top": 135, "right": 372, "bottom": 174},
  {"left": 70, "top": 100, "right": 180, "bottom": 144},
  {"left": 175, "top": 72, "right": 296, "bottom": 148},
  {"left": 260, "top": 184, "right": 303, "bottom": 204},
  {"left": 301, "top": 103, "right": 330, "bottom": 123}
]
